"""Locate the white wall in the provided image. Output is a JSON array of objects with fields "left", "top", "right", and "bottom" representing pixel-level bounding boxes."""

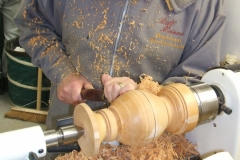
[{"left": 220, "top": 0, "right": 240, "bottom": 61}]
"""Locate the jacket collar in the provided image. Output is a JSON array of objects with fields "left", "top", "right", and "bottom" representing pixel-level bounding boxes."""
[{"left": 167, "top": 0, "right": 197, "bottom": 13}]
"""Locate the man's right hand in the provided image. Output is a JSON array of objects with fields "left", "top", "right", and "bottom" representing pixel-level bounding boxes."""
[{"left": 57, "top": 73, "right": 93, "bottom": 106}]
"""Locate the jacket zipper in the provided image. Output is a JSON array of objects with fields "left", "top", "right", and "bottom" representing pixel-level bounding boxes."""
[{"left": 109, "top": 0, "right": 130, "bottom": 76}]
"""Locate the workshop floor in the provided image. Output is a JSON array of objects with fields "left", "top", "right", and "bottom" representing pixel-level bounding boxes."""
[
  {"left": 0, "top": 91, "right": 46, "bottom": 133},
  {"left": 0, "top": 91, "right": 63, "bottom": 160}
]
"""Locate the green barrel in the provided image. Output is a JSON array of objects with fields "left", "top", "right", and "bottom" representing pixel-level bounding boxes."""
[{"left": 5, "top": 37, "right": 50, "bottom": 109}]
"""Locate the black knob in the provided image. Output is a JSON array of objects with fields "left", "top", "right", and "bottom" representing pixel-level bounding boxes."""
[{"left": 221, "top": 105, "right": 232, "bottom": 115}]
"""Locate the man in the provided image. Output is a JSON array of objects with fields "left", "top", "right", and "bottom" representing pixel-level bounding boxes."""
[{"left": 14, "top": 0, "right": 226, "bottom": 129}]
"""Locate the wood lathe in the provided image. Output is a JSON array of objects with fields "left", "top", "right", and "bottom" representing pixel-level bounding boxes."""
[{"left": 0, "top": 64, "right": 239, "bottom": 160}]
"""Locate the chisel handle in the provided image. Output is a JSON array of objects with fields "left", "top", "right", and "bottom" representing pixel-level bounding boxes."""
[{"left": 81, "top": 89, "right": 106, "bottom": 101}]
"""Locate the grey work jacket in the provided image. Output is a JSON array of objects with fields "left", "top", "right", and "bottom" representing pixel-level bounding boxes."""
[
  {"left": 15, "top": 0, "right": 226, "bottom": 85},
  {"left": 14, "top": 0, "right": 226, "bottom": 128}
]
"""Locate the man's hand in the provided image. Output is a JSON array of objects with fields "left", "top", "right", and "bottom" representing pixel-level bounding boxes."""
[
  {"left": 57, "top": 73, "right": 93, "bottom": 106},
  {"left": 101, "top": 74, "right": 137, "bottom": 103}
]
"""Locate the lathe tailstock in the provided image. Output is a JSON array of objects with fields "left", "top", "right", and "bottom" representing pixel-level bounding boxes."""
[{"left": 186, "top": 64, "right": 240, "bottom": 159}]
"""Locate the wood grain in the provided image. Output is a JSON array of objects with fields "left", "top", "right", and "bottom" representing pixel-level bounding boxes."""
[{"left": 74, "top": 83, "right": 199, "bottom": 157}]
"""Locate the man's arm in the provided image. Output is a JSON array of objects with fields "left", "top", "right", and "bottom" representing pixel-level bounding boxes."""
[
  {"left": 163, "top": 0, "right": 226, "bottom": 85},
  {"left": 14, "top": 0, "right": 77, "bottom": 85}
]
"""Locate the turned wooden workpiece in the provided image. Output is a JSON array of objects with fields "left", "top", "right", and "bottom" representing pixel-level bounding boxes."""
[{"left": 74, "top": 83, "right": 199, "bottom": 156}]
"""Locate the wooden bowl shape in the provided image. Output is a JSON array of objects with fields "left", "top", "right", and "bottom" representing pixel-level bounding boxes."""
[{"left": 74, "top": 83, "right": 199, "bottom": 157}]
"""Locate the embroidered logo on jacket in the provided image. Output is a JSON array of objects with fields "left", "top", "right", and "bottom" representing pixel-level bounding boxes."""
[
  {"left": 157, "top": 17, "right": 183, "bottom": 36},
  {"left": 149, "top": 17, "right": 184, "bottom": 49}
]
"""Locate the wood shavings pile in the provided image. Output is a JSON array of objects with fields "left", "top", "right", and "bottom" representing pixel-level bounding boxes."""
[
  {"left": 56, "top": 132, "right": 198, "bottom": 160},
  {"left": 56, "top": 75, "right": 199, "bottom": 160},
  {"left": 137, "top": 74, "right": 162, "bottom": 95}
]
